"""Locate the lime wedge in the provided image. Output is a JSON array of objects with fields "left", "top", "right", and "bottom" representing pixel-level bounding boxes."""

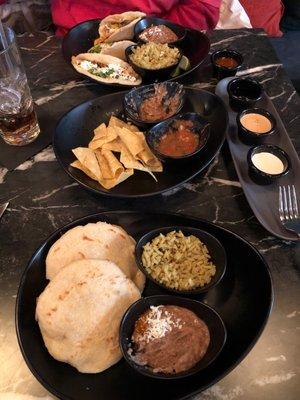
[
  {"left": 170, "top": 65, "right": 181, "bottom": 77},
  {"left": 178, "top": 56, "right": 191, "bottom": 71}
]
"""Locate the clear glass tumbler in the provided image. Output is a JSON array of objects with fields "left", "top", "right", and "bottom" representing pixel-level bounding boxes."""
[{"left": 0, "top": 26, "right": 40, "bottom": 146}]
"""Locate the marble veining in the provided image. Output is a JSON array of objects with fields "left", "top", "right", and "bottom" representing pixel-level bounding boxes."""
[{"left": 0, "top": 28, "right": 299, "bottom": 400}]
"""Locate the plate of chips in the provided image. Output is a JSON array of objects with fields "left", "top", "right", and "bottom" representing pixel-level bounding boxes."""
[{"left": 53, "top": 86, "right": 228, "bottom": 198}]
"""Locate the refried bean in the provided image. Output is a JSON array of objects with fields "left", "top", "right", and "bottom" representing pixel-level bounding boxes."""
[
  {"left": 130, "top": 305, "right": 210, "bottom": 374},
  {"left": 139, "top": 25, "right": 178, "bottom": 44}
]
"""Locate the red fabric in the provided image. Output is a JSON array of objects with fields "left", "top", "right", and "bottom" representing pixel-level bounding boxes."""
[
  {"left": 51, "top": 0, "right": 221, "bottom": 36},
  {"left": 239, "top": 0, "right": 284, "bottom": 37}
]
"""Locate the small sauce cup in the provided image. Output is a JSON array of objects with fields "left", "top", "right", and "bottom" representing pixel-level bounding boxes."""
[
  {"left": 211, "top": 49, "right": 243, "bottom": 80},
  {"left": 227, "top": 78, "right": 263, "bottom": 112},
  {"left": 247, "top": 144, "right": 290, "bottom": 185},
  {"left": 237, "top": 108, "right": 277, "bottom": 145}
]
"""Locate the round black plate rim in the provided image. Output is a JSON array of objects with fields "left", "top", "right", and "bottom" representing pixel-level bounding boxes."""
[
  {"left": 61, "top": 18, "right": 210, "bottom": 86},
  {"left": 53, "top": 87, "right": 227, "bottom": 199},
  {"left": 15, "top": 210, "right": 273, "bottom": 400}
]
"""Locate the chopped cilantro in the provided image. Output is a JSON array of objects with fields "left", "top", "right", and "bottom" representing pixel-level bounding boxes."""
[
  {"left": 88, "top": 68, "right": 115, "bottom": 78},
  {"left": 88, "top": 44, "right": 102, "bottom": 53}
]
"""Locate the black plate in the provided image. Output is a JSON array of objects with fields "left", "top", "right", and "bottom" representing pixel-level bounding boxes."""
[
  {"left": 53, "top": 87, "right": 227, "bottom": 198},
  {"left": 216, "top": 77, "right": 300, "bottom": 241},
  {"left": 61, "top": 19, "right": 210, "bottom": 87},
  {"left": 16, "top": 211, "right": 273, "bottom": 400}
]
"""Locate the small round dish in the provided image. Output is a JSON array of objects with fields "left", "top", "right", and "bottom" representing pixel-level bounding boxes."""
[
  {"left": 146, "top": 112, "right": 211, "bottom": 164},
  {"left": 135, "top": 226, "right": 227, "bottom": 295},
  {"left": 125, "top": 43, "right": 182, "bottom": 81},
  {"left": 119, "top": 295, "right": 227, "bottom": 379},
  {"left": 123, "top": 82, "right": 185, "bottom": 128},
  {"left": 134, "top": 17, "right": 187, "bottom": 46},
  {"left": 227, "top": 77, "right": 263, "bottom": 112},
  {"left": 237, "top": 108, "right": 277, "bottom": 145},
  {"left": 247, "top": 144, "right": 290, "bottom": 185},
  {"left": 211, "top": 49, "right": 243, "bottom": 80}
]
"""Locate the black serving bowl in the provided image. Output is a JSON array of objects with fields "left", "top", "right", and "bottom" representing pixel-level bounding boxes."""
[
  {"left": 123, "top": 81, "right": 185, "bottom": 129},
  {"left": 247, "top": 144, "right": 290, "bottom": 185},
  {"left": 146, "top": 112, "right": 210, "bottom": 164},
  {"left": 211, "top": 49, "right": 243, "bottom": 80},
  {"left": 125, "top": 43, "right": 182, "bottom": 81},
  {"left": 237, "top": 108, "right": 277, "bottom": 145},
  {"left": 227, "top": 77, "right": 263, "bottom": 112},
  {"left": 119, "top": 295, "right": 227, "bottom": 379},
  {"left": 135, "top": 226, "right": 227, "bottom": 295},
  {"left": 134, "top": 17, "right": 187, "bottom": 46}
]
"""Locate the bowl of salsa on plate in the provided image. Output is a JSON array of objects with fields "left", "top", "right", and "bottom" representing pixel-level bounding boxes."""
[{"left": 146, "top": 112, "right": 210, "bottom": 163}]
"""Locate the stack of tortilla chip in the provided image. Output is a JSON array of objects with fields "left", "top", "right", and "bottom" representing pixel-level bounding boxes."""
[{"left": 71, "top": 116, "right": 163, "bottom": 190}]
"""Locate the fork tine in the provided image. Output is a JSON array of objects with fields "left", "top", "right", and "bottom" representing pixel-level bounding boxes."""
[
  {"left": 292, "top": 185, "right": 299, "bottom": 218},
  {"left": 288, "top": 185, "right": 293, "bottom": 219},
  {"left": 282, "top": 186, "right": 290, "bottom": 220},
  {"left": 279, "top": 186, "right": 284, "bottom": 221}
]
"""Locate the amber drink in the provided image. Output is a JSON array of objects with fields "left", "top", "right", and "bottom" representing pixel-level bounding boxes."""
[{"left": 0, "top": 27, "right": 40, "bottom": 146}]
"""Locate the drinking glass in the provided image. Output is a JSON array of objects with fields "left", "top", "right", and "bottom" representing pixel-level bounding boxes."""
[{"left": 0, "top": 26, "right": 40, "bottom": 146}]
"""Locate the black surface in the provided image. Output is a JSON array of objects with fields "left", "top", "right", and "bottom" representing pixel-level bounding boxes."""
[
  {"left": 216, "top": 77, "right": 300, "bottom": 241},
  {"left": 0, "top": 105, "right": 58, "bottom": 170},
  {"left": 135, "top": 225, "right": 227, "bottom": 295},
  {"left": 61, "top": 19, "right": 210, "bottom": 87},
  {"left": 53, "top": 87, "right": 228, "bottom": 198},
  {"left": 119, "top": 295, "right": 227, "bottom": 379},
  {"left": 16, "top": 211, "right": 273, "bottom": 400}
]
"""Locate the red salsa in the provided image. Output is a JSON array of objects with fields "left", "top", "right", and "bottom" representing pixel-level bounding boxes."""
[
  {"left": 156, "top": 120, "right": 199, "bottom": 157},
  {"left": 215, "top": 56, "right": 238, "bottom": 69}
]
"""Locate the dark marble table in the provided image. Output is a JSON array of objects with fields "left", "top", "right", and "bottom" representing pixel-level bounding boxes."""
[{"left": 0, "top": 29, "right": 299, "bottom": 400}]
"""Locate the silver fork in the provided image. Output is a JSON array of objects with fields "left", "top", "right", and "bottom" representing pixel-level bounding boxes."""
[{"left": 279, "top": 185, "right": 300, "bottom": 237}]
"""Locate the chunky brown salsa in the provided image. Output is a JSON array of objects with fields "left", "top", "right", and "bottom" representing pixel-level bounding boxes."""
[
  {"left": 139, "top": 84, "right": 180, "bottom": 122},
  {"left": 156, "top": 120, "right": 199, "bottom": 157},
  {"left": 215, "top": 56, "right": 238, "bottom": 69},
  {"left": 139, "top": 24, "right": 178, "bottom": 44}
]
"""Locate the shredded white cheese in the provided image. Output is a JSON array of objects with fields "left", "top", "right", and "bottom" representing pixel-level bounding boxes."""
[
  {"left": 139, "top": 306, "right": 182, "bottom": 343},
  {"left": 79, "top": 60, "right": 137, "bottom": 82}
]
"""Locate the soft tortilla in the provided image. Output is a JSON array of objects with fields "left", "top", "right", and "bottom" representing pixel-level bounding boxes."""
[
  {"left": 91, "top": 40, "right": 135, "bottom": 61},
  {"left": 97, "top": 11, "right": 146, "bottom": 43},
  {"left": 36, "top": 259, "right": 141, "bottom": 373},
  {"left": 46, "top": 221, "right": 145, "bottom": 292},
  {"left": 71, "top": 53, "right": 142, "bottom": 86}
]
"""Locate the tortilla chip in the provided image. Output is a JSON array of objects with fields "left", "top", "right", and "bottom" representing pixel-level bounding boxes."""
[
  {"left": 118, "top": 128, "right": 144, "bottom": 157},
  {"left": 99, "top": 168, "right": 134, "bottom": 190},
  {"left": 109, "top": 116, "right": 139, "bottom": 132},
  {"left": 95, "top": 149, "right": 124, "bottom": 180},
  {"left": 94, "top": 123, "right": 107, "bottom": 138},
  {"left": 72, "top": 148, "right": 102, "bottom": 180},
  {"left": 89, "top": 126, "right": 118, "bottom": 150},
  {"left": 120, "top": 144, "right": 157, "bottom": 181},
  {"left": 70, "top": 160, "right": 98, "bottom": 181},
  {"left": 101, "top": 137, "right": 123, "bottom": 152}
]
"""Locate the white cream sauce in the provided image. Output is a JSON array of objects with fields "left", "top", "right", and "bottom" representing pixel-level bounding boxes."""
[{"left": 252, "top": 152, "right": 285, "bottom": 174}]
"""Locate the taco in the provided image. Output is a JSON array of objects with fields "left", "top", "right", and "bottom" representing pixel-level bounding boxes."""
[
  {"left": 95, "top": 11, "right": 146, "bottom": 43},
  {"left": 71, "top": 53, "right": 142, "bottom": 86},
  {"left": 88, "top": 40, "right": 135, "bottom": 61}
]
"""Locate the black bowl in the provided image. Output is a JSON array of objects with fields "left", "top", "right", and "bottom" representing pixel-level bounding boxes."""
[
  {"left": 146, "top": 112, "right": 210, "bottom": 163},
  {"left": 237, "top": 108, "right": 277, "bottom": 145},
  {"left": 123, "top": 81, "right": 185, "bottom": 128},
  {"left": 227, "top": 77, "right": 263, "bottom": 112},
  {"left": 247, "top": 144, "right": 290, "bottom": 185},
  {"left": 119, "top": 295, "right": 227, "bottom": 379},
  {"left": 125, "top": 43, "right": 182, "bottom": 81},
  {"left": 211, "top": 49, "right": 243, "bottom": 80},
  {"left": 135, "top": 226, "right": 227, "bottom": 294},
  {"left": 134, "top": 17, "right": 187, "bottom": 46}
]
